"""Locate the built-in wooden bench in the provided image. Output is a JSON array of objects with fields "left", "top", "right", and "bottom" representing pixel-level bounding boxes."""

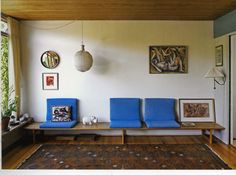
[{"left": 24, "top": 122, "right": 224, "bottom": 144}]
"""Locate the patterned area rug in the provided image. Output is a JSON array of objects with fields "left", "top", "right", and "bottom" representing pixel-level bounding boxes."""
[{"left": 18, "top": 144, "right": 230, "bottom": 169}]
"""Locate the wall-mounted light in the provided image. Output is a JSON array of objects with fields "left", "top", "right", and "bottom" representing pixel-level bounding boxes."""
[
  {"left": 204, "top": 67, "right": 226, "bottom": 89},
  {"left": 74, "top": 21, "right": 93, "bottom": 72}
]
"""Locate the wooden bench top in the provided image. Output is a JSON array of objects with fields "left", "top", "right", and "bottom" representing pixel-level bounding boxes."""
[{"left": 24, "top": 122, "right": 225, "bottom": 131}]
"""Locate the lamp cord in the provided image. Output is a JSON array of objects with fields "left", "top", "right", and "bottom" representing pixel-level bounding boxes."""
[
  {"left": 21, "top": 20, "right": 75, "bottom": 30},
  {"left": 81, "top": 21, "right": 84, "bottom": 45},
  {"left": 214, "top": 77, "right": 226, "bottom": 85}
]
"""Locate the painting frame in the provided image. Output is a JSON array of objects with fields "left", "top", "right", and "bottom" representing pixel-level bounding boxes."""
[
  {"left": 179, "top": 98, "right": 215, "bottom": 123},
  {"left": 41, "top": 50, "right": 60, "bottom": 69},
  {"left": 149, "top": 45, "right": 188, "bottom": 74},
  {"left": 215, "top": 45, "right": 223, "bottom": 67},
  {"left": 42, "top": 73, "right": 59, "bottom": 90}
]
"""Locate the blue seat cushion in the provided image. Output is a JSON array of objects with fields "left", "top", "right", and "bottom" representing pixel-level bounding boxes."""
[
  {"left": 144, "top": 98, "right": 176, "bottom": 121},
  {"left": 46, "top": 98, "right": 78, "bottom": 121},
  {"left": 110, "top": 120, "right": 142, "bottom": 128},
  {"left": 145, "top": 120, "right": 180, "bottom": 128},
  {"left": 110, "top": 98, "right": 140, "bottom": 121},
  {"left": 39, "top": 120, "right": 77, "bottom": 128}
]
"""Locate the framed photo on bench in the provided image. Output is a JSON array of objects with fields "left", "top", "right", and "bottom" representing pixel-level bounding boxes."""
[{"left": 179, "top": 98, "right": 215, "bottom": 123}]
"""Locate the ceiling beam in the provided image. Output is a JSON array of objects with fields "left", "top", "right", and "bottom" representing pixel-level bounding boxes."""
[{"left": 2, "top": 0, "right": 236, "bottom": 20}]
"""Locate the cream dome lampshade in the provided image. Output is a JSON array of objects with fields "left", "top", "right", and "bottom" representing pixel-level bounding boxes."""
[
  {"left": 74, "top": 45, "right": 93, "bottom": 72},
  {"left": 74, "top": 22, "right": 93, "bottom": 72}
]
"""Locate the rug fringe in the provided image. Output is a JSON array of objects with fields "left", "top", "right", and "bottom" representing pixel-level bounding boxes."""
[{"left": 16, "top": 144, "right": 43, "bottom": 169}]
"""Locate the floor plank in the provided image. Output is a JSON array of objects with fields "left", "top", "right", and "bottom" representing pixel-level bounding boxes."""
[
  {"left": 233, "top": 139, "right": 236, "bottom": 147},
  {"left": 2, "top": 135, "right": 236, "bottom": 169}
]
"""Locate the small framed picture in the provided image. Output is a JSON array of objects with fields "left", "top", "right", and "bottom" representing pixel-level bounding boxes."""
[
  {"left": 179, "top": 98, "right": 215, "bottom": 123},
  {"left": 42, "top": 73, "right": 59, "bottom": 90},
  {"left": 215, "top": 45, "right": 223, "bottom": 66}
]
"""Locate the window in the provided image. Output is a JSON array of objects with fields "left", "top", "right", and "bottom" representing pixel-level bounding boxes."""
[{"left": 1, "top": 16, "right": 9, "bottom": 115}]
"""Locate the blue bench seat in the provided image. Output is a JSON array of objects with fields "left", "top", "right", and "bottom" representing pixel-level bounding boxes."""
[
  {"left": 39, "top": 98, "right": 78, "bottom": 128},
  {"left": 40, "top": 121, "right": 77, "bottom": 128},
  {"left": 144, "top": 98, "right": 180, "bottom": 128},
  {"left": 110, "top": 98, "right": 141, "bottom": 128},
  {"left": 145, "top": 120, "right": 180, "bottom": 128},
  {"left": 110, "top": 120, "right": 142, "bottom": 128}
]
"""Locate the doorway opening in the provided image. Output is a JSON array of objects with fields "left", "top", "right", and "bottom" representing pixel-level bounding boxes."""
[{"left": 230, "top": 34, "right": 236, "bottom": 147}]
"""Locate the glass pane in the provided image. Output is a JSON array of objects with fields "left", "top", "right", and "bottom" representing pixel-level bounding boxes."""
[
  {"left": 1, "top": 35, "right": 9, "bottom": 114},
  {"left": 1, "top": 20, "right": 8, "bottom": 33}
]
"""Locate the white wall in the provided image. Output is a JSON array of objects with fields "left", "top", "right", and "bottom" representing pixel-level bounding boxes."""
[
  {"left": 20, "top": 21, "right": 215, "bottom": 135},
  {"left": 214, "top": 36, "right": 230, "bottom": 144}
]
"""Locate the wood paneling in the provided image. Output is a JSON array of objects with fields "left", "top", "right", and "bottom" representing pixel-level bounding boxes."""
[
  {"left": 2, "top": 0, "right": 236, "bottom": 20},
  {"left": 2, "top": 135, "right": 236, "bottom": 169}
]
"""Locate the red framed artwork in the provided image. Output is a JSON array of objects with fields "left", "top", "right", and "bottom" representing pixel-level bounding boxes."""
[{"left": 42, "top": 73, "right": 59, "bottom": 90}]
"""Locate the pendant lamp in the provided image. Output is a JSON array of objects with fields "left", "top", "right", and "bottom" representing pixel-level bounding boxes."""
[{"left": 74, "top": 21, "right": 93, "bottom": 72}]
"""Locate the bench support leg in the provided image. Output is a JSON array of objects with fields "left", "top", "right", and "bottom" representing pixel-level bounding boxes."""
[
  {"left": 201, "top": 129, "right": 205, "bottom": 135},
  {"left": 122, "top": 130, "right": 126, "bottom": 144},
  {"left": 209, "top": 129, "right": 213, "bottom": 144},
  {"left": 32, "top": 130, "right": 36, "bottom": 144}
]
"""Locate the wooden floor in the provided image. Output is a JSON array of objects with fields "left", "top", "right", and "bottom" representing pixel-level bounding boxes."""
[
  {"left": 2, "top": 135, "right": 236, "bottom": 169},
  {"left": 233, "top": 139, "right": 236, "bottom": 148}
]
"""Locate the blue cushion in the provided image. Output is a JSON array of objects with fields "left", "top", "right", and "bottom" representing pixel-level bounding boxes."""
[
  {"left": 110, "top": 120, "right": 142, "bottom": 128},
  {"left": 144, "top": 98, "right": 176, "bottom": 121},
  {"left": 110, "top": 98, "right": 140, "bottom": 121},
  {"left": 145, "top": 120, "right": 180, "bottom": 128},
  {"left": 40, "top": 120, "right": 77, "bottom": 128},
  {"left": 46, "top": 98, "right": 78, "bottom": 121}
]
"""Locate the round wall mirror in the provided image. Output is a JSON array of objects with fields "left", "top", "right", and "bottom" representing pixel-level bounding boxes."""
[{"left": 41, "top": 51, "right": 60, "bottom": 69}]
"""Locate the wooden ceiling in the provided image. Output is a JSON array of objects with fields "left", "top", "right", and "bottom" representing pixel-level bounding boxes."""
[{"left": 2, "top": 0, "right": 236, "bottom": 20}]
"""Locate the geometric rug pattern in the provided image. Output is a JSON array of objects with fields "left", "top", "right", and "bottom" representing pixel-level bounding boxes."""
[{"left": 18, "top": 144, "right": 231, "bottom": 169}]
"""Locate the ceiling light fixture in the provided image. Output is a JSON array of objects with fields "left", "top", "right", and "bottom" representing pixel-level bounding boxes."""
[{"left": 74, "top": 21, "right": 93, "bottom": 72}]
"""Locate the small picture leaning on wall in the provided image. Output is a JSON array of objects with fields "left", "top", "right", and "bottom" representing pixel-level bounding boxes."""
[
  {"left": 149, "top": 46, "right": 188, "bottom": 74},
  {"left": 179, "top": 98, "right": 215, "bottom": 123},
  {"left": 215, "top": 45, "right": 223, "bottom": 67}
]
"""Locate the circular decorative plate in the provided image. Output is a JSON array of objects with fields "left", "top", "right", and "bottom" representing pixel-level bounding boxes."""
[{"left": 41, "top": 51, "right": 60, "bottom": 69}]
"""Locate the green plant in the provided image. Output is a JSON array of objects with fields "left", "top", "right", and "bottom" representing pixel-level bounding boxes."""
[
  {"left": 1, "top": 34, "right": 19, "bottom": 118},
  {"left": 1, "top": 93, "right": 18, "bottom": 117},
  {"left": 1, "top": 36, "right": 9, "bottom": 117}
]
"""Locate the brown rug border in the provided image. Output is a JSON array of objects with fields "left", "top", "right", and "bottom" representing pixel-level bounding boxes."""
[
  {"left": 17, "top": 144, "right": 231, "bottom": 169},
  {"left": 204, "top": 144, "right": 231, "bottom": 169},
  {"left": 16, "top": 144, "right": 43, "bottom": 169}
]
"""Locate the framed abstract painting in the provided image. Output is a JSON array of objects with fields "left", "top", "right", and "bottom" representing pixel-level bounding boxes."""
[
  {"left": 42, "top": 73, "right": 59, "bottom": 90},
  {"left": 179, "top": 98, "right": 215, "bottom": 122},
  {"left": 149, "top": 45, "right": 188, "bottom": 74}
]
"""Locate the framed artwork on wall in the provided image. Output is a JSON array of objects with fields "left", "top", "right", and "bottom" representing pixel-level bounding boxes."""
[
  {"left": 42, "top": 73, "right": 59, "bottom": 90},
  {"left": 149, "top": 45, "right": 188, "bottom": 74},
  {"left": 215, "top": 45, "right": 223, "bottom": 66},
  {"left": 179, "top": 98, "right": 215, "bottom": 123}
]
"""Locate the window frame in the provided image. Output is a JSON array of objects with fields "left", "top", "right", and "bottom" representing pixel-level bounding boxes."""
[{"left": 1, "top": 14, "right": 8, "bottom": 37}]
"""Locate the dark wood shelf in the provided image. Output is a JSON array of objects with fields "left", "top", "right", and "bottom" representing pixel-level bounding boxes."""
[{"left": 2, "top": 118, "right": 33, "bottom": 136}]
